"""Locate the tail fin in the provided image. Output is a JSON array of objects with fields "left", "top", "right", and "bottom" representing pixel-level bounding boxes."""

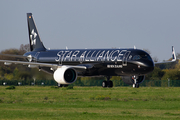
[{"left": 27, "top": 13, "right": 46, "bottom": 51}]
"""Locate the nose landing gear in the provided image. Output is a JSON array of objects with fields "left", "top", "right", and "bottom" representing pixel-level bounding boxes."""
[{"left": 132, "top": 75, "right": 139, "bottom": 88}]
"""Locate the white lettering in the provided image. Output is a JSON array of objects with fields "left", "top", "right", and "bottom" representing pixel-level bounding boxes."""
[
  {"left": 55, "top": 49, "right": 129, "bottom": 62},
  {"left": 107, "top": 64, "right": 123, "bottom": 68},
  {"left": 64, "top": 51, "right": 72, "bottom": 61},
  {"left": 85, "top": 51, "right": 91, "bottom": 61},
  {"left": 90, "top": 50, "right": 96, "bottom": 61},
  {"left": 117, "top": 50, "right": 127, "bottom": 61},
  {"left": 111, "top": 50, "right": 119, "bottom": 61},
  {"left": 97, "top": 51, "right": 105, "bottom": 61},
  {"left": 104, "top": 51, "right": 110, "bottom": 61},
  {"left": 79, "top": 51, "right": 87, "bottom": 61},
  {"left": 71, "top": 51, "right": 80, "bottom": 61},
  {"left": 55, "top": 51, "right": 64, "bottom": 62}
]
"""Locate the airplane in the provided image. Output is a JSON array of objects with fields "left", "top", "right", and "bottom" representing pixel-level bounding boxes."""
[{"left": 0, "top": 13, "right": 176, "bottom": 88}]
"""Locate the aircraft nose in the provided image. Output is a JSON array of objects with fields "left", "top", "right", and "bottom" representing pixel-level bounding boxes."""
[
  {"left": 143, "top": 60, "right": 154, "bottom": 72},
  {"left": 146, "top": 60, "right": 154, "bottom": 67},
  {"left": 136, "top": 60, "right": 154, "bottom": 67},
  {"left": 134, "top": 60, "right": 154, "bottom": 73}
]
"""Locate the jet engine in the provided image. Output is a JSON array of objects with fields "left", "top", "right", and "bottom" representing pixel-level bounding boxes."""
[
  {"left": 53, "top": 66, "right": 77, "bottom": 84},
  {"left": 122, "top": 75, "right": 145, "bottom": 85}
]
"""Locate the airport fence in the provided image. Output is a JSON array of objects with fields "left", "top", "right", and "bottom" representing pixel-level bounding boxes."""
[{"left": 1, "top": 79, "right": 180, "bottom": 87}]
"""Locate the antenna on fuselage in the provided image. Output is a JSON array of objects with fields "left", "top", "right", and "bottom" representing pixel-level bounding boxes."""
[{"left": 134, "top": 45, "right": 136, "bottom": 49}]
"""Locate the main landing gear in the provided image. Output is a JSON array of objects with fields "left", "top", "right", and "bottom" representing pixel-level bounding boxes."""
[
  {"left": 102, "top": 76, "right": 113, "bottom": 88},
  {"left": 132, "top": 75, "right": 139, "bottom": 88},
  {"left": 58, "top": 83, "right": 69, "bottom": 87}
]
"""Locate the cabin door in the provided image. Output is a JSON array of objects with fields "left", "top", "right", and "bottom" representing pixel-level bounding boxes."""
[{"left": 122, "top": 51, "right": 130, "bottom": 66}]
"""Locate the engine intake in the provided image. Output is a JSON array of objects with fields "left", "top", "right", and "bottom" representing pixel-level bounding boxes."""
[{"left": 53, "top": 66, "right": 77, "bottom": 84}]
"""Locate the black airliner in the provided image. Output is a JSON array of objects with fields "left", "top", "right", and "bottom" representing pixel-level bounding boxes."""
[{"left": 0, "top": 13, "right": 176, "bottom": 88}]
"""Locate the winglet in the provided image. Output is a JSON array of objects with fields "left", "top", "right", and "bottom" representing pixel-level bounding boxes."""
[
  {"left": 172, "top": 46, "right": 176, "bottom": 61},
  {"left": 154, "top": 46, "right": 176, "bottom": 64}
]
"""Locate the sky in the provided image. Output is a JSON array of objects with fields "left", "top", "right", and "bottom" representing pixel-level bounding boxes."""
[{"left": 0, "top": 0, "right": 180, "bottom": 61}]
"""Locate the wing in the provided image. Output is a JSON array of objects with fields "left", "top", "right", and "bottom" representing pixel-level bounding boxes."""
[
  {"left": 0, "top": 59, "right": 87, "bottom": 70},
  {"left": 154, "top": 46, "right": 176, "bottom": 64},
  {"left": 0, "top": 54, "right": 27, "bottom": 59}
]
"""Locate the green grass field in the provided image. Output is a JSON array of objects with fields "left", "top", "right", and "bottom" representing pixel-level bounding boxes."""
[{"left": 0, "top": 86, "right": 180, "bottom": 120}]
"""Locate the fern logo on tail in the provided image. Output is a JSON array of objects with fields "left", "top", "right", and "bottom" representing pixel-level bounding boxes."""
[{"left": 30, "top": 29, "right": 37, "bottom": 45}]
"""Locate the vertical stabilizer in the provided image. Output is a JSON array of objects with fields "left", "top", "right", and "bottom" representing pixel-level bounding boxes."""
[{"left": 27, "top": 13, "right": 46, "bottom": 51}]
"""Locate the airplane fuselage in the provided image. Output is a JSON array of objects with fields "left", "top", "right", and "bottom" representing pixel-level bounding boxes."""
[
  {"left": 24, "top": 48, "right": 154, "bottom": 76},
  {"left": 0, "top": 13, "right": 175, "bottom": 88}
]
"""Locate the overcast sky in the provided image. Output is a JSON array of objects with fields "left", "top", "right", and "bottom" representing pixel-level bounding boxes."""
[{"left": 1, "top": 0, "right": 180, "bottom": 61}]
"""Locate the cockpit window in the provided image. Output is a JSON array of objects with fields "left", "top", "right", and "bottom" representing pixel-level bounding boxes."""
[
  {"left": 133, "top": 55, "right": 141, "bottom": 60},
  {"left": 140, "top": 54, "right": 152, "bottom": 60},
  {"left": 132, "top": 54, "right": 152, "bottom": 61}
]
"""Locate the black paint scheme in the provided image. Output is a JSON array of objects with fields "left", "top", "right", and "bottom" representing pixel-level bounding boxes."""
[
  {"left": 24, "top": 48, "right": 154, "bottom": 76},
  {"left": 0, "top": 13, "right": 175, "bottom": 88}
]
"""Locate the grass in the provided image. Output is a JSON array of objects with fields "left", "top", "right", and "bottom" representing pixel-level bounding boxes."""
[{"left": 0, "top": 86, "right": 180, "bottom": 119}]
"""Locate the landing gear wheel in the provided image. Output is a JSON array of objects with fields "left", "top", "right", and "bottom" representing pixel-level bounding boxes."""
[
  {"left": 63, "top": 85, "right": 69, "bottom": 87},
  {"left": 102, "top": 76, "right": 114, "bottom": 88},
  {"left": 102, "top": 81, "right": 107, "bottom": 88},
  {"left": 108, "top": 80, "right": 113, "bottom": 88},
  {"left": 135, "top": 84, "right": 139, "bottom": 88},
  {"left": 133, "top": 84, "right": 139, "bottom": 88},
  {"left": 132, "top": 75, "right": 140, "bottom": 88},
  {"left": 58, "top": 83, "right": 63, "bottom": 87}
]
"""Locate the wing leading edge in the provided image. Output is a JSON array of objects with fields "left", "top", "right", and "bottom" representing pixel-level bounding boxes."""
[{"left": 0, "top": 59, "right": 87, "bottom": 70}]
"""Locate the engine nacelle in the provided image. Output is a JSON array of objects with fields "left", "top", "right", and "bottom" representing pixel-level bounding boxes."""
[
  {"left": 122, "top": 75, "right": 145, "bottom": 85},
  {"left": 53, "top": 66, "right": 77, "bottom": 84}
]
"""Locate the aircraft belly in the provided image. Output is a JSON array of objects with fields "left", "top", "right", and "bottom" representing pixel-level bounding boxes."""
[{"left": 37, "top": 59, "right": 154, "bottom": 77}]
